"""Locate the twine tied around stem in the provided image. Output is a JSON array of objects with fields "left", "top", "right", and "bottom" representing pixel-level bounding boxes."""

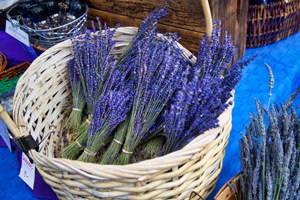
[
  {"left": 113, "top": 138, "right": 123, "bottom": 145},
  {"left": 122, "top": 148, "right": 133, "bottom": 154},
  {"left": 72, "top": 108, "right": 83, "bottom": 112},
  {"left": 84, "top": 148, "right": 97, "bottom": 157}
]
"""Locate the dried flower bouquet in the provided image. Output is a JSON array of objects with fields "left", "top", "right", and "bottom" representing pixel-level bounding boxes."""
[{"left": 62, "top": 3, "right": 251, "bottom": 165}]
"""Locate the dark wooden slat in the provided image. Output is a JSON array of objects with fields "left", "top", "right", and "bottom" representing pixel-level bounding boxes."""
[
  {"left": 88, "top": 8, "right": 206, "bottom": 53},
  {"left": 86, "top": 0, "right": 206, "bottom": 32},
  {"left": 86, "top": 0, "right": 249, "bottom": 61}
]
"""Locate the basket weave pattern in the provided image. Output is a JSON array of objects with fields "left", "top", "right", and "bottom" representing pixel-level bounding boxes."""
[
  {"left": 13, "top": 27, "right": 234, "bottom": 200},
  {"left": 247, "top": 0, "right": 300, "bottom": 47},
  {"left": 0, "top": 52, "right": 8, "bottom": 72},
  {"left": 213, "top": 173, "right": 241, "bottom": 200},
  {"left": 0, "top": 61, "right": 30, "bottom": 80}
]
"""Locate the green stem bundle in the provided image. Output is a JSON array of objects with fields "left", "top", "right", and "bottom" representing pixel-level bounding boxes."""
[
  {"left": 62, "top": 114, "right": 92, "bottom": 159},
  {"left": 77, "top": 126, "right": 112, "bottom": 163},
  {"left": 100, "top": 118, "right": 130, "bottom": 164},
  {"left": 65, "top": 83, "right": 86, "bottom": 131}
]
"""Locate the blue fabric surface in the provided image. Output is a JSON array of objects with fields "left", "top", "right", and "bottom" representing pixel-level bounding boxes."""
[
  {"left": 0, "top": 31, "right": 299, "bottom": 199},
  {"left": 209, "top": 31, "right": 300, "bottom": 199},
  {"left": 0, "top": 119, "right": 11, "bottom": 151}
]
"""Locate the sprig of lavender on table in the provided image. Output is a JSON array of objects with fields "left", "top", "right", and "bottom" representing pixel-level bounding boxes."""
[
  {"left": 62, "top": 21, "right": 118, "bottom": 159},
  {"left": 240, "top": 86, "right": 300, "bottom": 200}
]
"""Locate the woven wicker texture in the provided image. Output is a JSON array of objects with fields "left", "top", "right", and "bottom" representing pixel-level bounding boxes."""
[
  {"left": 0, "top": 61, "right": 30, "bottom": 81},
  {"left": 0, "top": 52, "right": 8, "bottom": 72},
  {"left": 247, "top": 0, "right": 300, "bottom": 47},
  {"left": 12, "top": 1, "right": 235, "bottom": 198},
  {"left": 213, "top": 173, "right": 241, "bottom": 200}
]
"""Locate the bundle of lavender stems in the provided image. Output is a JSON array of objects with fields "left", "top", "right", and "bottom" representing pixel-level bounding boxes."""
[
  {"left": 62, "top": 19, "right": 118, "bottom": 159},
  {"left": 62, "top": 4, "right": 251, "bottom": 164},
  {"left": 239, "top": 65, "right": 300, "bottom": 200},
  {"left": 240, "top": 98, "right": 300, "bottom": 200}
]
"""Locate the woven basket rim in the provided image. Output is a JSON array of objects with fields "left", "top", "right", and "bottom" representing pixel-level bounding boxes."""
[{"left": 213, "top": 172, "right": 241, "bottom": 200}]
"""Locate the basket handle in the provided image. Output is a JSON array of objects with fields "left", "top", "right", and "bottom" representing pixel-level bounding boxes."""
[
  {"left": 0, "top": 104, "right": 22, "bottom": 138},
  {"left": 201, "top": 0, "right": 213, "bottom": 37},
  {"left": 0, "top": 104, "right": 39, "bottom": 153}
]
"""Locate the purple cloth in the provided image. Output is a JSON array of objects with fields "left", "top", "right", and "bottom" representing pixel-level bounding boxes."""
[
  {"left": 0, "top": 136, "right": 6, "bottom": 146},
  {"left": 0, "top": 30, "right": 35, "bottom": 67}
]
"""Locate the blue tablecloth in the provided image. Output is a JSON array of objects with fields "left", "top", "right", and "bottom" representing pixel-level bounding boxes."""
[{"left": 209, "top": 31, "right": 300, "bottom": 199}]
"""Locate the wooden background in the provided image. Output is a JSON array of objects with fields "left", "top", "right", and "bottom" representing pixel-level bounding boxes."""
[{"left": 86, "top": 0, "right": 249, "bottom": 62}]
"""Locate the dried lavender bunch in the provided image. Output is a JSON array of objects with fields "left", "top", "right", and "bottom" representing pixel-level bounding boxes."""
[
  {"left": 77, "top": 87, "right": 133, "bottom": 163},
  {"left": 162, "top": 22, "right": 250, "bottom": 154},
  {"left": 100, "top": 118, "right": 130, "bottom": 164},
  {"left": 77, "top": 66, "right": 134, "bottom": 163},
  {"left": 65, "top": 59, "right": 85, "bottom": 131},
  {"left": 240, "top": 88, "right": 300, "bottom": 200},
  {"left": 100, "top": 5, "right": 169, "bottom": 164},
  {"left": 117, "top": 3, "right": 168, "bottom": 67},
  {"left": 62, "top": 21, "right": 118, "bottom": 159},
  {"left": 117, "top": 34, "right": 187, "bottom": 165}
]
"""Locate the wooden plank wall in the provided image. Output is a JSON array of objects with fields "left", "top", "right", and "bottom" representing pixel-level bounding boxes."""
[{"left": 86, "top": 0, "right": 248, "bottom": 62}]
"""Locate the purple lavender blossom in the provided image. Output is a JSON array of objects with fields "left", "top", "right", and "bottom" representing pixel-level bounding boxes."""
[
  {"left": 71, "top": 22, "right": 118, "bottom": 113},
  {"left": 78, "top": 83, "right": 133, "bottom": 163},
  {"left": 240, "top": 89, "right": 300, "bottom": 200},
  {"left": 162, "top": 21, "right": 249, "bottom": 153},
  {"left": 118, "top": 32, "right": 188, "bottom": 164},
  {"left": 135, "top": 3, "right": 168, "bottom": 41}
]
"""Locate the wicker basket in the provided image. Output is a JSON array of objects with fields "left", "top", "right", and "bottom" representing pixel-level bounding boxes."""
[
  {"left": 0, "top": 61, "right": 30, "bottom": 115},
  {"left": 10, "top": 1, "right": 235, "bottom": 199},
  {"left": 213, "top": 173, "right": 241, "bottom": 200},
  {"left": 0, "top": 52, "right": 8, "bottom": 72},
  {"left": 0, "top": 61, "right": 30, "bottom": 81},
  {"left": 6, "top": 2, "right": 88, "bottom": 51},
  {"left": 247, "top": 0, "right": 300, "bottom": 47}
]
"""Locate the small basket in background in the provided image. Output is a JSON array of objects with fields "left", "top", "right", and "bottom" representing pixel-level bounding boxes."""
[
  {"left": 213, "top": 173, "right": 241, "bottom": 200},
  {"left": 0, "top": 61, "right": 30, "bottom": 116},
  {"left": 6, "top": 1, "right": 88, "bottom": 51},
  {"left": 247, "top": 0, "right": 300, "bottom": 47},
  {"left": 0, "top": 52, "right": 8, "bottom": 72}
]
